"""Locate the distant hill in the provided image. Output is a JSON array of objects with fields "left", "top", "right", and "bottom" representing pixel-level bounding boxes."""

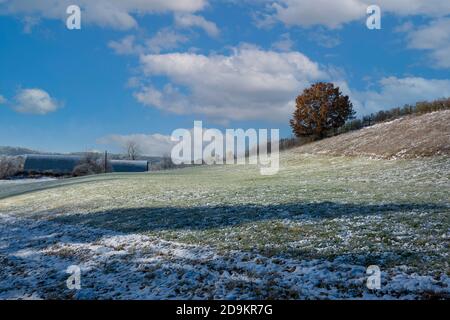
[
  {"left": 0, "top": 146, "right": 41, "bottom": 156},
  {"left": 293, "top": 110, "right": 450, "bottom": 159}
]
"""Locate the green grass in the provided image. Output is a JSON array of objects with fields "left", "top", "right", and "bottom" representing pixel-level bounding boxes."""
[{"left": 1, "top": 153, "right": 449, "bottom": 275}]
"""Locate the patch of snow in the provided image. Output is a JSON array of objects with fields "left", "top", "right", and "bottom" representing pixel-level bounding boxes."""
[{"left": 0, "top": 214, "right": 448, "bottom": 299}]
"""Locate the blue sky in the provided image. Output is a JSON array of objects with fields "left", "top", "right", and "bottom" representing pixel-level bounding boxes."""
[{"left": 0, "top": 1, "right": 449, "bottom": 155}]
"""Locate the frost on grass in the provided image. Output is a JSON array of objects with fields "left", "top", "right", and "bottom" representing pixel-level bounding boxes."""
[
  {"left": 296, "top": 110, "right": 450, "bottom": 159},
  {"left": 0, "top": 215, "right": 448, "bottom": 300},
  {"left": 0, "top": 154, "right": 449, "bottom": 299}
]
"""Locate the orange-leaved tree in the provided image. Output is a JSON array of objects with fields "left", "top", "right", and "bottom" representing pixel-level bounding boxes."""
[{"left": 290, "top": 82, "right": 355, "bottom": 138}]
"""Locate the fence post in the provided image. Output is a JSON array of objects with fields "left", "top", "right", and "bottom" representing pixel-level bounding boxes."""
[{"left": 104, "top": 151, "right": 107, "bottom": 173}]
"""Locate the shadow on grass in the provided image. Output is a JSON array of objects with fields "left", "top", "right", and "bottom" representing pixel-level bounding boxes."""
[
  {"left": 48, "top": 201, "right": 448, "bottom": 234},
  {"left": 1, "top": 202, "right": 448, "bottom": 300}
]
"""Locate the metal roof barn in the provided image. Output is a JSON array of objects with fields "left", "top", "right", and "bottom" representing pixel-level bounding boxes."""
[
  {"left": 24, "top": 155, "right": 82, "bottom": 174},
  {"left": 24, "top": 155, "right": 149, "bottom": 174},
  {"left": 110, "top": 160, "right": 149, "bottom": 172}
]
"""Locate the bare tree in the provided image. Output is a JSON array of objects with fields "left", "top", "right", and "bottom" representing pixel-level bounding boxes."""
[
  {"left": 152, "top": 153, "right": 178, "bottom": 170},
  {"left": 0, "top": 156, "right": 24, "bottom": 179},
  {"left": 72, "top": 152, "right": 104, "bottom": 177},
  {"left": 160, "top": 153, "right": 176, "bottom": 169},
  {"left": 125, "top": 140, "right": 141, "bottom": 160}
]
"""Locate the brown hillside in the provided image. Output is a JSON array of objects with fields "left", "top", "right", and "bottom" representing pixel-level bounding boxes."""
[{"left": 293, "top": 110, "right": 450, "bottom": 159}]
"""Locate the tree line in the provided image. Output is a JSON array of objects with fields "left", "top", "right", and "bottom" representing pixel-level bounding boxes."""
[
  {"left": 283, "top": 82, "right": 450, "bottom": 152},
  {"left": 336, "top": 97, "right": 450, "bottom": 135}
]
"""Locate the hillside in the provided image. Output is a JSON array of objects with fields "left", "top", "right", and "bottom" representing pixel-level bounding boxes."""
[
  {"left": 0, "top": 146, "right": 40, "bottom": 156},
  {"left": 0, "top": 110, "right": 449, "bottom": 300},
  {"left": 295, "top": 110, "right": 450, "bottom": 159},
  {"left": 0, "top": 150, "right": 449, "bottom": 299}
]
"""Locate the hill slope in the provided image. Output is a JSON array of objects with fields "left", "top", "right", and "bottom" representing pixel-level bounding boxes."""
[
  {"left": 0, "top": 146, "right": 40, "bottom": 156},
  {"left": 295, "top": 110, "right": 450, "bottom": 159},
  {"left": 0, "top": 111, "right": 449, "bottom": 299},
  {"left": 0, "top": 152, "right": 449, "bottom": 299}
]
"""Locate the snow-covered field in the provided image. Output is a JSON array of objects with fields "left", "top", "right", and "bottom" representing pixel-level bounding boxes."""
[{"left": 0, "top": 153, "right": 449, "bottom": 299}]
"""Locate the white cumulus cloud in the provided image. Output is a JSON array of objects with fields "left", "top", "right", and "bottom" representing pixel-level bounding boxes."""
[
  {"left": 174, "top": 13, "right": 220, "bottom": 37},
  {"left": 134, "top": 46, "right": 328, "bottom": 122},
  {"left": 109, "top": 29, "right": 189, "bottom": 55},
  {"left": 12, "top": 88, "right": 61, "bottom": 115},
  {"left": 270, "top": 0, "right": 366, "bottom": 29},
  {"left": 404, "top": 18, "right": 450, "bottom": 69},
  {"left": 97, "top": 133, "right": 175, "bottom": 156},
  {"left": 353, "top": 76, "right": 450, "bottom": 114},
  {"left": 0, "top": 0, "right": 208, "bottom": 30},
  {"left": 264, "top": 0, "right": 450, "bottom": 29}
]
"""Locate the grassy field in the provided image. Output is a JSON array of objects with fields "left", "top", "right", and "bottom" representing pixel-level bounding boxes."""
[{"left": 0, "top": 152, "right": 449, "bottom": 299}]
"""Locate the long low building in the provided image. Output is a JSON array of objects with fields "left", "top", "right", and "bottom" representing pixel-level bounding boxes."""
[
  {"left": 23, "top": 154, "right": 149, "bottom": 174},
  {"left": 109, "top": 160, "right": 150, "bottom": 173}
]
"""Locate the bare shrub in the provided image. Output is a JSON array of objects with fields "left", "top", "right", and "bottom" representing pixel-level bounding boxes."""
[
  {"left": 72, "top": 153, "right": 104, "bottom": 177},
  {"left": 337, "top": 97, "right": 450, "bottom": 136},
  {"left": 125, "top": 140, "right": 141, "bottom": 160},
  {"left": 0, "top": 156, "right": 24, "bottom": 179},
  {"left": 152, "top": 154, "right": 177, "bottom": 171}
]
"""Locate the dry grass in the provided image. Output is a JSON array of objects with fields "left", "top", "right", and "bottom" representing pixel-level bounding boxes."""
[{"left": 296, "top": 110, "right": 450, "bottom": 159}]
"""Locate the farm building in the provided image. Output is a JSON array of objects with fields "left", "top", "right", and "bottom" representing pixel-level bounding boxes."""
[
  {"left": 23, "top": 154, "right": 149, "bottom": 174},
  {"left": 24, "top": 155, "right": 82, "bottom": 174},
  {"left": 110, "top": 160, "right": 149, "bottom": 172}
]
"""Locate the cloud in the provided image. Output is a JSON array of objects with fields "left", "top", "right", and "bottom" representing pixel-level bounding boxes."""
[
  {"left": 403, "top": 18, "right": 450, "bottom": 69},
  {"left": 308, "top": 29, "right": 341, "bottom": 48},
  {"left": 264, "top": 0, "right": 450, "bottom": 29},
  {"left": 108, "top": 29, "right": 189, "bottom": 55},
  {"left": 0, "top": 94, "right": 6, "bottom": 104},
  {"left": 22, "top": 16, "right": 40, "bottom": 33},
  {"left": 12, "top": 88, "right": 61, "bottom": 115},
  {"left": 270, "top": 0, "right": 366, "bottom": 29},
  {"left": 352, "top": 76, "right": 450, "bottom": 114},
  {"left": 174, "top": 13, "right": 220, "bottom": 37},
  {"left": 134, "top": 84, "right": 189, "bottom": 117},
  {"left": 146, "top": 29, "right": 190, "bottom": 53},
  {"left": 108, "top": 35, "right": 143, "bottom": 55},
  {"left": 394, "top": 21, "right": 414, "bottom": 33},
  {"left": 97, "top": 126, "right": 260, "bottom": 158},
  {"left": 135, "top": 46, "right": 327, "bottom": 122},
  {"left": 271, "top": 33, "right": 294, "bottom": 52},
  {"left": 97, "top": 133, "right": 175, "bottom": 156},
  {"left": 0, "top": 0, "right": 208, "bottom": 30},
  {"left": 375, "top": 0, "right": 450, "bottom": 17}
]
